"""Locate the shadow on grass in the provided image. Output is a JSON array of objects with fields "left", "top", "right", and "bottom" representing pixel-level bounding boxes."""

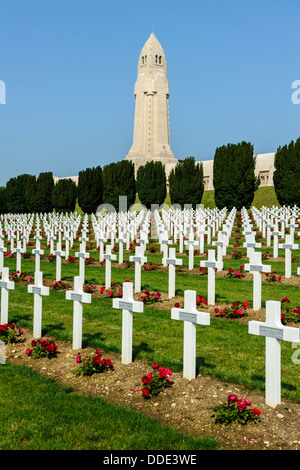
[
  {"left": 133, "top": 341, "right": 154, "bottom": 361},
  {"left": 196, "top": 356, "right": 216, "bottom": 375},
  {"left": 43, "top": 323, "right": 69, "bottom": 338}
]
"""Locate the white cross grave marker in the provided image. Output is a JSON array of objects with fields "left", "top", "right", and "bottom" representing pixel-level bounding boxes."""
[
  {"left": 117, "top": 232, "right": 125, "bottom": 264},
  {"left": 63, "top": 233, "right": 71, "bottom": 260},
  {"left": 28, "top": 271, "right": 49, "bottom": 339},
  {"left": 15, "top": 241, "right": 25, "bottom": 276},
  {"left": 112, "top": 281, "right": 144, "bottom": 364},
  {"left": 66, "top": 276, "right": 92, "bottom": 350},
  {"left": 244, "top": 251, "right": 271, "bottom": 311},
  {"left": 104, "top": 245, "right": 117, "bottom": 289},
  {"left": 0, "top": 267, "right": 15, "bottom": 324},
  {"left": 171, "top": 290, "right": 210, "bottom": 380},
  {"left": 278, "top": 235, "right": 299, "bottom": 278},
  {"left": 96, "top": 231, "right": 107, "bottom": 262},
  {"left": 53, "top": 242, "right": 66, "bottom": 282},
  {"left": 0, "top": 239, "right": 7, "bottom": 272},
  {"left": 200, "top": 249, "right": 223, "bottom": 305},
  {"left": 249, "top": 300, "right": 300, "bottom": 408},
  {"left": 32, "top": 235, "right": 44, "bottom": 272},
  {"left": 212, "top": 232, "right": 224, "bottom": 271},
  {"left": 184, "top": 231, "right": 198, "bottom": 270},
  {"left": 129, "top": 245, "right": 147, "bottom": 293},
  {"left": 75, "top": 243, "right": 90, "bottom": 283},
  {"left": 162, "top": 247, "right": 183, "bottom": 298}
]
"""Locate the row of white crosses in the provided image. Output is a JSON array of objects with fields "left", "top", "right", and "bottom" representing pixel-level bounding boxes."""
[{"left": 1, "top": 243, "right": 300, "bottom": 409}]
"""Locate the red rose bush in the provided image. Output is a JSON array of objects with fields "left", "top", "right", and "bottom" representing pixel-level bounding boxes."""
[
  {"left": 211, "top": 394, "right": 262, "bottom": 425},
  {"left": 141, "top": 364, "right": 173, "bottom": 398},
  {"left": 73, "top": 349, "right": 114, "bottom": 376}
]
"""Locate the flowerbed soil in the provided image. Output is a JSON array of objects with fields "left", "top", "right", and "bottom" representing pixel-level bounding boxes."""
[{"left": 6, "top": 325, "right": 300, "bottom": 451}]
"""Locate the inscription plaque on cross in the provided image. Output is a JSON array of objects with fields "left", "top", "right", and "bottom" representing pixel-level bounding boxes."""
[
  {"left": 171, "top": 290, "right": 210, "bottom": 380},
  {"left": 112, "top": 281, "right": 144, "bottom": 364},
  {"left": 249, "top": 300, "right": 300, "bottom": 408}
]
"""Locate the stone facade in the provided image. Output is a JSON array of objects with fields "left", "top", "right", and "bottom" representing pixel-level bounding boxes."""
[{"left": 200, "top": 152, "right": 276, "bottom": 191}]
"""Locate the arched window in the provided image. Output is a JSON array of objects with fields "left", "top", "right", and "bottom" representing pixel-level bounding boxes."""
[
  {"left": 142, "top": 56, "right": 144, "bottom": 64},
  {"left": 145, "top": 55, "right": 147, "bottom": 63},
  {"left": 155, "top": 55, "right": 158, "bottom": 64},
  {"left": 159, "top": 56, "right": 162, "bottom": 64}
]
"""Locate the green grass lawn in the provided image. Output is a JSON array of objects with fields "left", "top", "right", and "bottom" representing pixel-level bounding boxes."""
[
  {"left": 1, "top": 215, "right": 300, "bottom": 450},
  {"left": 0, "top": 364, "right": 219, "bottom": 450}
]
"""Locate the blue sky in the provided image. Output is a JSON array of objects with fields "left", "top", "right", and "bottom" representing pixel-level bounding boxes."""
[{"left": 0, "top": 0, "right": 299, "bottom": 187}]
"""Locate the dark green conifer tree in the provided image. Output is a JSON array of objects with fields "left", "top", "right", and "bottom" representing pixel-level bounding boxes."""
[
  {"left": 273, "top": 138, "right": 300, "bottom": 206},
  {"left": 136, "top": 161, "right": 166, "bottom": 209},
  {"left": 51, "top": 178, "right": 77, "bottom": 213},
  {"left": 169, "top": 157, "right": 204, "bottom": 209},
  {"left": 77, "top": 166, "right": 103, "bottom": 214},
  {"left": 34, "top": 172, "right": 55, "bottom": 213},
  {"left": 0, "top": 187, "right": 8, "bottom": 213},
  {"left": 102, "top": 160, "right": 136, "bottom": 211},
  {"left": 213, "top": 141, "right": 258, "bottom": 210},
  {"left": 6, "top": 174, "right": 35, "bottom": 213}
]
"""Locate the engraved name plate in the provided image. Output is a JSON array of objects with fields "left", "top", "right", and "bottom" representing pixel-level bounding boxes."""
[
  {"left": 71, "top": 293, "right": 82, "bottom": 302},
  {"left": 259, "top": 325, "right": 283, "bottom": 340},
  {"left": 179, "top": 312, "right": 197, "bottom": 323},
  {"left": 119, "top": 301, "right": 133, "bottom": 311},
  {"left": 32, "top": 287, "right": 42, "bottom": 295}
]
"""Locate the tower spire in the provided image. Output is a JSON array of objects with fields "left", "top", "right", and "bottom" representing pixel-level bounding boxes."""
[{"left": 125, "top": 33, "right": 178, "bottom": 177}]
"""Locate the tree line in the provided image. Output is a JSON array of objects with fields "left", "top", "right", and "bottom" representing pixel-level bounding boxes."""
[
  {"left": 0, "top": 137, "right": 299, "bottom": 214},
  {"left": 0, "top": 157, "right": 205, "bottom": 214}
]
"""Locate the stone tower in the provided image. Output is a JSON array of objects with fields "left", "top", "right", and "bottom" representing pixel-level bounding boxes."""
[{"left": 125, "top": 33, "right": 178, "bottom": 176}]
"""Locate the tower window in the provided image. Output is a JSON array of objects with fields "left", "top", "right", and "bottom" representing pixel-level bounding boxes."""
[{"left": 159, "top": 56, "right": 162, "bottom": 64}]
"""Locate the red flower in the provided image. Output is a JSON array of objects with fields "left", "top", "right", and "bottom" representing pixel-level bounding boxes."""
[
  {"left": 142, "top": 375, "right": 151, "bottom": 384},
  {"left": 159, "top": 369, "right": 167, "bottom": 379},
  {"left": 174, "top": 302, "right": 180, "bottom": 308},
  {"left": 252, "top": 408, "right": 261, "bottom": 416},
  {"left": 152, "top": 364, "right": 159, "bottom": 369},
  {"left": 228, "top": 394, "right": 237, "bottom": 404},
  {"left": 93, "top": 355, "right": 101, "bottom": 364},
  {"left": 142, "top": 388, "right": 150, "bottom": 396}
]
